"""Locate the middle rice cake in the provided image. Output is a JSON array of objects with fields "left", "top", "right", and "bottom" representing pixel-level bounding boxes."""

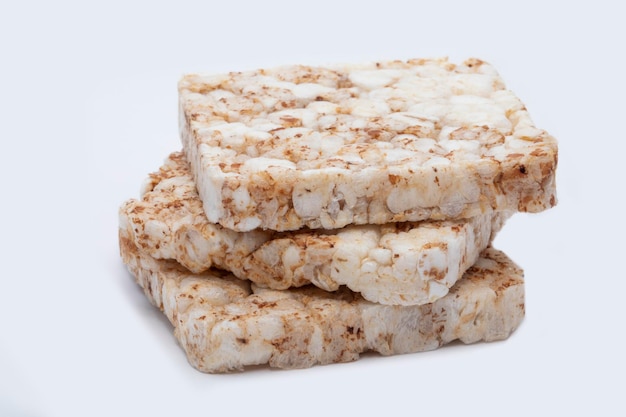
[{"left": 120, "top": 152, "right": 510, "bottom": 306}]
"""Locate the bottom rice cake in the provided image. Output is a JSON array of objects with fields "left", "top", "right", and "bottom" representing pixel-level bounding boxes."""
[
  {"left": 119, "top": 231, "right": 525, "bottom": 373},
  {"left": 120, "top": 152, "right": 510, "bottom": 306}
]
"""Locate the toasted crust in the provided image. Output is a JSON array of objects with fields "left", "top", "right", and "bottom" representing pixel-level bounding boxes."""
[
  {"left": 179, "top": 57, "right": 557, "bottom": 232},
  {"left": 120, "top": 152, "right": 510, "bottom": 305},
  {"left": 120, "top": 232, "right": 525, "bottom": 373}
]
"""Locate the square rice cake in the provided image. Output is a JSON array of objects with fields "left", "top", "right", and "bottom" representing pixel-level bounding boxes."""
[
  {"left": 120, "top": 152, "right": 509, "bottom": 306},
  {"left": 179, "top": 57, "right": 557, "bottom": 232},
  {"left": 120, "top": 233, "right": 525, "bottom": 373}
]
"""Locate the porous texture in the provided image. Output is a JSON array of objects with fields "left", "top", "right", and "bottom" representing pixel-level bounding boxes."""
[
  {"left": 120, "top": 233, "right": 525, "bottom": 373},
  {"left": 120, "top": 152, "right": 510, "bottom": 305},
  {"left": 179, "top": 57, "right": 557, "bottom": 232}
]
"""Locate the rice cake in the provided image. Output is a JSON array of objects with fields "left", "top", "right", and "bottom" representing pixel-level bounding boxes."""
[
  {"left": 119, "top": 233, "right": 525, "bottom": 373},
  {"left": 179, "top": 57, "right": 557, "bottom": 232},
  {"left": 120, "top": 152, "right": 510, "bottom": 306}
]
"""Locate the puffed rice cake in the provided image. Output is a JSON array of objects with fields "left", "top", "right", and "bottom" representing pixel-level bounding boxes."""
[
  {"left": 120, "top": 152, "right": 510, "bottom": 306},
  {"left": 120, "top": 231, "right": 525, "bottom": 373},
  {"left": 179, "top": 58, "right": 557, "bottom": 232}
]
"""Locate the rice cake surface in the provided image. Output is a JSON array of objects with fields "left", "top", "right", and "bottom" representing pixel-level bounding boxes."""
[
  {"left": 179, "top": 57, "right": 557, "bottom": 232},
  {"left": 120, "top": 152, "right": 509, "bottom": 306},
  {"left": 119, "top": 234, "right": 525, "bottom": 373}
]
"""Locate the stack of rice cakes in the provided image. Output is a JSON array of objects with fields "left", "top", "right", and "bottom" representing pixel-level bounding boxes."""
[{"left": 119, "top": 58, "right": 557, "bottom": 373}]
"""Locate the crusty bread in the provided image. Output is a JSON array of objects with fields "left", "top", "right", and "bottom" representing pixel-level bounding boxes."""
[
  {"left": 120, "top": 152, "right": 510, "bottom": 305},
  {"left": 179, "top": 57, "right": 557, "bottom": 232},
  {"left": 120, "top": 231, "right": 525, "bottom": 373}
]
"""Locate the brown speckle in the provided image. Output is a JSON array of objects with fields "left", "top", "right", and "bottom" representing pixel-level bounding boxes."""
[{"left": 388, "top": 174, "right": 401, "bottom": 185}]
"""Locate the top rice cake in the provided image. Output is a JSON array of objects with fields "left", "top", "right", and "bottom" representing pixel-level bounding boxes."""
[{"left": 179, "top": 58, "right": 557, "bottom": 232}]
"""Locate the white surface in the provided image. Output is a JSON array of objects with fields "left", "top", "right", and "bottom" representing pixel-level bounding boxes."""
[{"left": 1, "top": 1, "right": 624, "bottom": 416}]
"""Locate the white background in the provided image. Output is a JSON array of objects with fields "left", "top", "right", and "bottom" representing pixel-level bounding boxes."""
[{"left": 1, "top": 1, "right": 624, "bottom": 416}]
